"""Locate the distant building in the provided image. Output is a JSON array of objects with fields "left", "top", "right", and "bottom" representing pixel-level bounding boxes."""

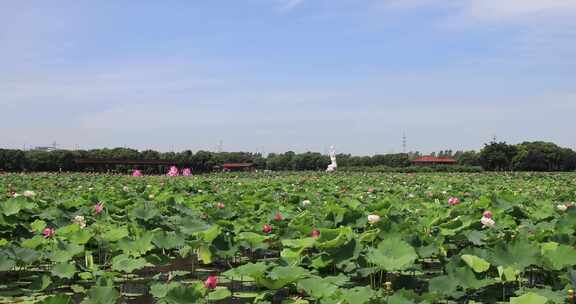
[
  {"left": 411, "top": 156, "right": 457, "bottom": 166},
  {"left": 214, "top": 163, "right": 255, "bottom": 172},
  {"left": 31, "top": 146, "right": 57, "bottom": 152}
]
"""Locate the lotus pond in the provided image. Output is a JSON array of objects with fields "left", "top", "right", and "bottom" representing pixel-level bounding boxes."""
[{"left": 0, "top": 172, "right": 575, "bottom": 303}]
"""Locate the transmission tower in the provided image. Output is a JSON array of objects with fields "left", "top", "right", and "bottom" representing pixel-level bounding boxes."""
[{"left": 402, "top": 132, "right": 407, "bottom": 153}]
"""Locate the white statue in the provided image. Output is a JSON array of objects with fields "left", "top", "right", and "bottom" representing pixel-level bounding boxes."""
[{"left": 326, "top": 146, "right": 337, "bottom": 172}]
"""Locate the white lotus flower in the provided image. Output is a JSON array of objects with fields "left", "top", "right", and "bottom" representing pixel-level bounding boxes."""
[
  {"left": 301, "top": 200, "right": 311, "bottom": 207},
  {"left": 23, "top": 190, "right": 36, "bottom": 197},
  {"left": 368, "top": 214, "right": 381, "bottom": 225},
  {"left": 73, "top": 215, "right": 86, "bottom": 229},
  {"left": 149, "top": 194, "right": 155, "bottom": 199},
  {"left": 12, "top": 193, "right": 21, "bottom": 198},
  {"left": 123, "top": 186, "right": 129, "bottom": 192},
  {"left": 480, "top": 216, "right": 495, "bottom": 227},
  {"left": 557, "top": 204, "right": 568, "bottom": 212}
]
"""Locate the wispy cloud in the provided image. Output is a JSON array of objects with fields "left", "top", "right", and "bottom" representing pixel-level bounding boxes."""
[
  {"left": 461, "top": 0, "right": 576, "bottom": 21},
  {"left": 278, "top": 0, "right": 306, "bottom": 11},
  {"left": 380, "top": 0, "right": 576, "bottom": 23}
]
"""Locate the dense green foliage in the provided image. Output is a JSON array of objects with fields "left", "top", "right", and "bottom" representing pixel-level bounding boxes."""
[
  {"left": 0, "top": 172, "right": 575, "bottom": 303},
  {"left": 0, "top": 140, "right": 574, "bottom": 173},
  {"left": 479, "top": 142, "right": 576, "bottom": 172}
]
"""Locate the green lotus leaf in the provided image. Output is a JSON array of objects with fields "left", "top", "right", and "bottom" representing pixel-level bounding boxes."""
[
  {"left": 489, "top": 238, "right": 539, "bottom": 272},
  {"left": 339, "top": 286, "right": 376, "bottom": 304},
  {"left": 461, "top": 254, "right": 491, "bottom": 273},
  {"left": 0, "top": 252, "right": 16, "bottom": 271},
  {"left": 207, "top": 286, "right": 232, "bottom": 301},
  {"left": 68, "top": 229, "right": 93, "bottom": 244},
  {"left": 152, "top": 231, "right": 185, "bottom": 249},
  {"left": 51, "top": 262, "right": 77, "bottom": 279},
  {"left": 451, "top": 266, "right": 494, "bottom": 290},
  {"left": 83, "top": 286, "right": 120, "bottom": 304},
  {"left": 224, "top": 262, "right": 268, "bottom": 280},
  {"left": 497, "top": 266, "right": 520, "bottom": 282},
  {"left": 130, "top": 205, "right": 160, "bottom": 221},
  {"left": 509, "top": 292, "right": 548, "bottom": 304},
  {"left": 30, "top": 219, "right": 47, "bottom": 232},
  {"left": 37, "top": 295, "right": 72, "bottom": 304},
  {"left": 56, "top": 223, "right": 81, "bottom": 237},
  {"left": 366, "top": 237, "right": 418, "bottom": 271},
  {"left": 297, "top": 276, "right": 339, "bottom": 299},
  {"left": 117, "top": 232, "right": 154, "bottom": 257},
  {"left": 428, "top": 275, "right": 459, "bottom": 296},
  {"left": 100, "top": 226, "right": 129, "bottom": 242},
  {"left": 201, "top": 225, "right": 221, "bottom": 243},
  {"left": 387, "top": 293, "right": 414, "bottom": 304},
  {"left": 110, "top": 254, "right": 152, "bottom": 273},
  {"left": 48, "top": 242, "right": 84, "bottom": 263},
  {"left": 198, "top": 245, "right": 212, "bottom": 264},
  {"left": 165, "top": 283, "right": 206, "bottom": 304},
  {"left": 316, "top": 227, "right": 353, "bottom": 249},
  {"left": 150, "top": 282, "right": 181, "bottom": 298},
  {"left": 541, "top": 242, "right": 576, "bottom": 270},
  {"left": 179, "top": 217, "right": 211, "bottom": 235},
  {"left": 30, "top": 274, "right": 52, "bottom": 291},
  {"left": 237, "top": 232, "right": 269, "bottom": 250},
  {"left": 21, "top": 235, "right": 45, "bottom": 249}
]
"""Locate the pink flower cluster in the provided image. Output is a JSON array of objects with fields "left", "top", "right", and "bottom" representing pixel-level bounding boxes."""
[
  {"left": 43, "top": 227, "right": 55, "bottom": 238},
  {"left": 167, "top": 166, "right": 179, "bottom": 177},
  {"left": 448, "top": 197, "right": 461, "bottom": 206},
  {"left": 94, "top": 202, "right": 104, "bottom": 214},
  {"left": 182, "top": 168, "right": 192, "bottom": 176},
  {"left": 480, "top": 210, "right": 495, "bottom": 227},
  {"left": 204, "top": 275, "right": 218, "bottom": 290},
  {"left": 132, "top": 170, "right": 143, "bottom": 177}
]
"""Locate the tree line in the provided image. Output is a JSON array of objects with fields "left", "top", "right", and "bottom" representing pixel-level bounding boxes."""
[{"left": 0, "top": 141, "right": 575, "bottom": 173}]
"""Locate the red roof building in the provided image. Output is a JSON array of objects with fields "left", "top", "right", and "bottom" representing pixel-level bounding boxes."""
[{"left": 411, "top": 156, "right": 457, "bottom": 166}]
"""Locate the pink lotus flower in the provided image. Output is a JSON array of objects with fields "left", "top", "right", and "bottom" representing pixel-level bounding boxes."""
[
  {"left": 274, "top": 213, "right": 284, "bottom": 221},
  {"left": 311, "top": 229, "right": 320, "bottom": 238},
  {"left": 448, "top": 197, "right": 461, "bottom": 206},
  {"left": 167, "top": 166, "right": 179, "bottom": 177},
  {"left": 367, "top": 187, "right": 375, "bottom": 194},
  {"left": 132, "top": 170, "right": 142, "bottom": 177},
  {"left": 216, "top": 202, "right": 225, "bottom": 209},
  {"left": 42, "top": 227, "right": 55, "bottom": 238},
  {"left": 94, "top": 202, "right": 104, "bottom": 214},
  {"left": 481, "top": 216, "right": 495, "bottom": 227},
  {"left": 262, "top": 224, "right": 272, "bottom": 234},
  {"left": 182, "top": 168, "right": 192, "bottom": 176},
  {"left": 483, "top": 210, "right": 493, "bottom": 219},
  {"left": 204, "top": 275, "right": 218, "bottom": 290}
]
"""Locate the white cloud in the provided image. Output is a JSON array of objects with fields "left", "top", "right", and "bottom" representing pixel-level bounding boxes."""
[
  {"left": 279, "top": 0, "right": 306, "bottom": 11},
  {"left": 462, "top": 0, "right": 576, "bottom": 21},
  {"left": 380, "top": 0, "right": 576, "bottom": 22}
]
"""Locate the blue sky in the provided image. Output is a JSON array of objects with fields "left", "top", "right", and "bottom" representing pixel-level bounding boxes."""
[{"left": 1, "top": 0, "right": 575, "bottom": 155}]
